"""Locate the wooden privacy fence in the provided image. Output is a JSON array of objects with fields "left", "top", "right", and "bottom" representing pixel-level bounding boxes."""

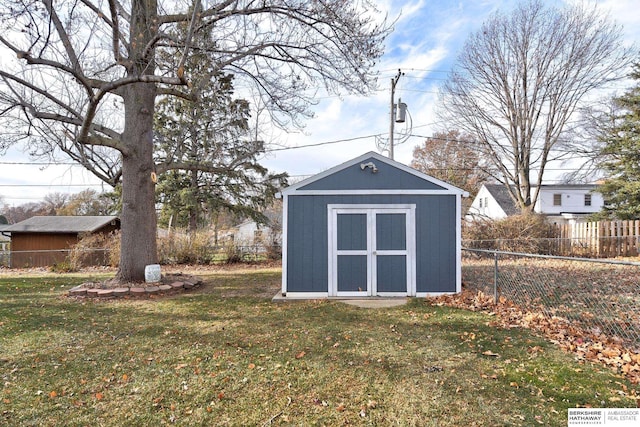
[{"left": 556, "top": 220, "right": 640, "bottom": 257}]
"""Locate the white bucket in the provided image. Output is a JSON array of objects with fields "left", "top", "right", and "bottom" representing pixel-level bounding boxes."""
[{"left": 144, "top": 264, "right": 161, "bottom": 283}]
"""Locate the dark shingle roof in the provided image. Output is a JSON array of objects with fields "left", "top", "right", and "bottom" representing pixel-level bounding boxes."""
[
  {"left": 3, "top": 216, "right": 119, "bottom": 234},
  {"left": 483, "top": 184, "right": 520, "bottom": 216}
]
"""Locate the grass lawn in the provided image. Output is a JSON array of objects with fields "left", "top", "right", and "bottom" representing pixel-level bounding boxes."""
[{"left": 0, "top": 266, "right": 637, "bottom": 426}]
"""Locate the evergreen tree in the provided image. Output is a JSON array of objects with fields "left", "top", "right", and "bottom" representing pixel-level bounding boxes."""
[
  {"left": 154, "top": 45, "right": 286, "bottom": 232},
  {"left": 598, "top": 64, "right": 640, "bottom": 219},
  {"left": 0, "top": 1, "right": 388, "bottom": 282}
]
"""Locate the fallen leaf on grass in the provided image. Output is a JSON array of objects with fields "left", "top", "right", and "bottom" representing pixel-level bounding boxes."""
[
  {"left": 95, "top": 392, "right": 104, "bottom": 400},
  {"left": 295, "top": 351, "right": 306, "bottom": 359},
  {"left": 482, "top": 350, "right": 500, "bottom": 357},
  {"left": 336, "top": 403, "right": 345, "bottom": 412},
  {"left": 528, "top": 346, "right": 544, "bottom": 355},
  {"left": 48, "top": 391, "right": 57, "bottom": 398},
  {"left": 432, "top": 289, "right": 640, "bottom": 384}
]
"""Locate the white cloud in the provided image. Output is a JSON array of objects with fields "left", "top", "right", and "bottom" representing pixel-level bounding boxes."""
[{"left": 2, "top": 0, "right": 639, "bottom": 202}]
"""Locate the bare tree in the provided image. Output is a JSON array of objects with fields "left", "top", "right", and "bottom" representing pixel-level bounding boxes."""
[
  {"left": 438, "top": 0, "right": 633, "bottom": 212},
  {"left": 1, "top": 203, "right": 42, "bottom": 224},
  {"left": 410, "top": 130, "right": 493, "bottom": 198},
  {"left": 41, "top": 192, "right": 70, "bottom": 216},
  {"left": 56, "top": 189, "right": 118, "bottom": 216},
  {"left": 0, "top": 0, "right": 391, "bottom": 281}
]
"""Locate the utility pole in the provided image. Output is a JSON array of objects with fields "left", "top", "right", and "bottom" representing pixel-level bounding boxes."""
[{"left": 389, "top": 69, "right": 404, "bottom": 160}]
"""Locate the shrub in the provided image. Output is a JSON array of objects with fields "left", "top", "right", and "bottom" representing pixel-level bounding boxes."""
[
  {"left": 222, "top": 242, "right": 243, "bottom": 264},
  {"left": 50, "top": 260, "right": 76, "bottom": 273},
  {"left": 157, "top": 230, "right": 216, "bottom": 264},
  {"left": 69, "top": 231, "right": 120, "bottom": 269},
  {"left": 463, "top": 214, "right": 560, "bottom": 254},
  {"left": 255, "top": 232, "right": 282, "bottom": 261}
]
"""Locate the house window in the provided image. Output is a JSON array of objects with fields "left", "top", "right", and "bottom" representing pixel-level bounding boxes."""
[
  {"left": 485, "top": 197, "right": 488, "bottom": 207},
  {"left": 584, "top": 194, "right": 592, "bottom": 206},
  {"left": 479, "top": 198, "right": 483, "bottom": 208},
  {"left": 553, "top": 194, "right": 562, "bottom": 206}
]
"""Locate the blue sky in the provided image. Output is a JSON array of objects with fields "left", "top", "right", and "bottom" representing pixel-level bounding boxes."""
[
  {"left": 262, "top": 0, "right": 640, "bottom": 181},
  {"left": 1, "top": 0, "right": 639, "bottom": 206}
]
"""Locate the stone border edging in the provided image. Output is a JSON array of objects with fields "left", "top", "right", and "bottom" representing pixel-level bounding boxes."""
[{"left": 68, "top": 278, "right": 202, "bottom": 299}]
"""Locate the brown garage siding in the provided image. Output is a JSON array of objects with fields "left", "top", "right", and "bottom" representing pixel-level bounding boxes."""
[{"left": 10, "top": 233, "right": 79, "bottom": 268}]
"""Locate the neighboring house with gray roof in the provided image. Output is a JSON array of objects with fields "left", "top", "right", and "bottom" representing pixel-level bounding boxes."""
[
  {"left": 3, "top": 216, "right": 119, "bottom": 268},
  {"left": 466, "top": 184, "right": 604, "bottom": 224}
]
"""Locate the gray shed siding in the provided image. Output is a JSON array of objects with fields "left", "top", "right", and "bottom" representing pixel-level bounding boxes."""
[
  {"left": 299, "top": 157, "right": 446, "bottom": 191},
  {"left": 286, "top": 194, "right": 457, "bottom": 293}
]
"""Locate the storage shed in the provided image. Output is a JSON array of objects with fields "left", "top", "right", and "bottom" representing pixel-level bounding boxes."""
[
  {"left": 3, "top": 216, "right": 120, "bottom": 268},
  {"left": 279, "top": 152, "right": 467, "bottom": 298}
]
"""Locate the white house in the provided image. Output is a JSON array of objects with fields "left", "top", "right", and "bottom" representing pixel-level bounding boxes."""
[
  {"left": 466, "top": 184, "right": 604, "bottom": 224},
  {"left": 233, "top": 220, "right": 280, "bottom": 246}
]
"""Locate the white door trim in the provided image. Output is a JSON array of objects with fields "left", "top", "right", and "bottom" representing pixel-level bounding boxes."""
[{"left": 327, "top": 204, "right": 416, "bottom": 297}]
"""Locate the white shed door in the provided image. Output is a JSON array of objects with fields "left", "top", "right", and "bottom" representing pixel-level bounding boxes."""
[{"left": 328, "top": 205, "right": 416, "bottom": 297}]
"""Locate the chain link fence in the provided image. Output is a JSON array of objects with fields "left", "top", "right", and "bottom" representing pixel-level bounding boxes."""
[
  {"left": 0, "top": 244, "right": 282, "bottom": 268},
  {"left": 462, "top": 248, "right": 640, "bottom": 350},
  {"left": 464, "top": 236, "right": 640, "bottom": 258},
  {"left": 0, "top": 250, "right": 9, "bottom": 267}
]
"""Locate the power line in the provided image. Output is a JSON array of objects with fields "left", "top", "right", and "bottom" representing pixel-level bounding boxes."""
[
  {"left": 267, "top": 134, "right": 378, "bottom": 152},
  {"left": 0, "top": 162, "right": 82, "bottom": 167},
  {"left": 0, "top": 184, "right": 104, "bottom": 187}
]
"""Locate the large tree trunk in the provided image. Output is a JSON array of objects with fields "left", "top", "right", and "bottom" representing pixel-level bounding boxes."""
[
  {"left": 116, "top": 0, "right": 159, "bottom": 282},
  {"left": 117, "top": 82, "right": 158, "bottom": 282}
]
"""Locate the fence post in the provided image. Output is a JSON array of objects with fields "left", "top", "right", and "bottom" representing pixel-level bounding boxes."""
[{"left": 493, "top": 251, "right": 499, "bottom": 304}]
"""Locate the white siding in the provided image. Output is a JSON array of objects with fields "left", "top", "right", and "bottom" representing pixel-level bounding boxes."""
[
  {"left": 466, "top": 186, "right": 508, "bottom": 220},
  {"left": 535, "top": 188, "right": 603, "bottom": 215}
]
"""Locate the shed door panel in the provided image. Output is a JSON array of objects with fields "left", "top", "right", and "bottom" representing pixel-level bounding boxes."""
[
  {"left": 329, "top": 205, "right": 415, "bottom": 297},
  {"left": 336, "top": 213, "right": 368, "bottom": 294},
  {"left": 337, "top": 214, "right": 367, "bottom": 250},
  {"left": 376, "top": 255, "right": 407, "bottom": 293},
  {"left": 375, "top": 212, "right": 408, "bottom": 293},
  {"left": 376, "top": 213, "right": 406, "bottom": 250},
  {"left": 337, "top": 255, "right": 368, "bottom": 292}
]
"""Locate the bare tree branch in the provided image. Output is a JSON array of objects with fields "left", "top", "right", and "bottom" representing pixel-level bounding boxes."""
[{"left": 438, "top": 0, "right": 633, "bottom": 211}]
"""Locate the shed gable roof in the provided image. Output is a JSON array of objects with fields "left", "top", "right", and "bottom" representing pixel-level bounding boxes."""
[
  {"left": 4, "top": 216, "right": 120, "bottom": 234},
  {"left": 281, "top": 152, "right": 466, "bottom": 195}
]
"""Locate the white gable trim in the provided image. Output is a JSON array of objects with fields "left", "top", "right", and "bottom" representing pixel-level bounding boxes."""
[
  {"left": 279, "top": 151, "right": 467, "bottom": 196},
  {"left": 289, "top": 189, "right": 461, "bottom": 196}
]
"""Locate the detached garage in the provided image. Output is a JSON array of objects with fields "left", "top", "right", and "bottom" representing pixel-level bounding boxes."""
[
  {"left": 279, "top": 152, "right": 467, "bottom": 298},
  {"left": 3, "top": 216, "right": 120, "bottom": 268}
]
